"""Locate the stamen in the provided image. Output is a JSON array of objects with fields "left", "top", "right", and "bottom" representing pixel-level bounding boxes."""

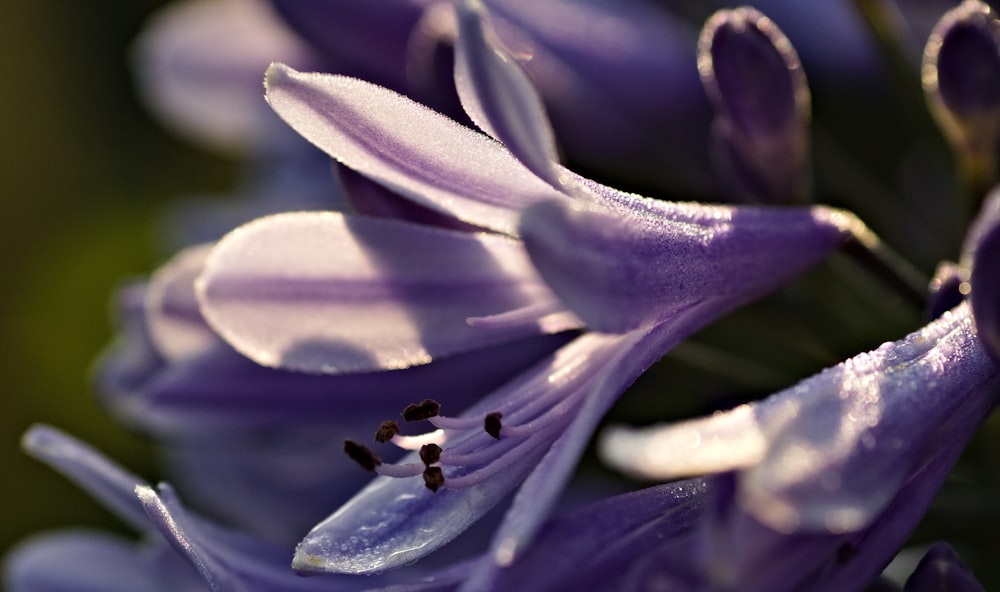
[
  {"left": 401, "top": 399, "right": 442, "bottom": 422},
  {"left": 375, "top": 462, "right": 427, "bottom": 478},
  {"left": 428, "top": 414, "right": 483, "bottom": 429},
  {"left": 390, "top": 429, "right": 446, "bottom": 450},
  {"left": 443, "top": 435, "right": 548, "bottom": 490},
  {"left": 423, "top": 466, "right": 445, "bottom": 492},
  {"left": 374, "top": 420, "right": 400, "bottom": 443},
  {"left": 484, "top": 411, "right": 503, "bottom": 439},
  {"left": 343, "top": 440, "right": 381, "bottom": 471},
  {"left": 420, "top": 443, "right": 443, "bottom": 465}
]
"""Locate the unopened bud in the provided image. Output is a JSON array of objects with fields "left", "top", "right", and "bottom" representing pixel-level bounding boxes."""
[
  {"left": 923, "top": 1, "right": 1000, "bottom": 190},
  {"left": 698, "top": 7, "right": 810, "bottom": 203}
]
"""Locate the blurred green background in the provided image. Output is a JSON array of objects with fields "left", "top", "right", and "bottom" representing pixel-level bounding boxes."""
[{"left": 0, "top": 0, "right": 235, "bottom": 560}]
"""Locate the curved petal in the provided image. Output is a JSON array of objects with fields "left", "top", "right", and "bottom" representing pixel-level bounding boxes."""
[
  {"left": 21, "top": 425, "right": 150, "bottom": 533},
  {"left": 197, "top": 211, "right": 579, "bottom": 373},
  {"left": 519, "top": 198, "right": 852, "bottom": 333},
  {"left": 454, "top": 1, "right": 562, "bottom": 189},
  {"left": 264, "top": 63, "right": 570, "bottom": 235},
  {"left": 145, "top": 244, "right": 220, "bottom": 363},
  {"left": 601, "top": 304, "right": 1000, "bottom": 537}
]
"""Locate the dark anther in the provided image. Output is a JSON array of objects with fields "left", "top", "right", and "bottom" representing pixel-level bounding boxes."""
[
  {"left": 402, "top": 399, "right": 442, "bottom": 422},
  {"left": 374, "top": 420, "right": 400, "bottom": 443},
  {"left": 419, "top": 443, "right": 443, "bottom": 466},
  {"left": 423, "top": 466, "right": 445, "bottom": 492},
  {"left": 344, "top": 440, "right": 381, "bottom": 471},
  {"left": 484, "top": 411, "right": 503, "bottom": 439}
]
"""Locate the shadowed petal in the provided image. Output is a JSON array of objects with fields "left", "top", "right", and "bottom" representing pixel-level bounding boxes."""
[
  {"left": 264, "top": 63, "right": 569, "bottom": 235},
  {"left": 197, "top": 211, "right": 579, "bottom": 373}
]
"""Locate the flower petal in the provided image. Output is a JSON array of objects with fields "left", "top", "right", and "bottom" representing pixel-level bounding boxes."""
[
  {"left": 454, "top": 0, "right": 563, "bottom": 189},
  {"left": 264, "top": 63, "right": 569, "bottom": 235},
  {"left": 134, "top": 334, "right": 571, "bottom": 431},
  {"left": 145, "top": 244, "right": 220, "bottom": 363},
  {"left": 600, "top": 403, "right": 766, "bottom": 481},
  {"left": 742, "top": 304, "right": 998, "bottom": 534},
  {"left": 197, "top": 211, "right": 578, "bottom": 373},
  {"left": 21, "top": 425, "right": 150, "bottom": 532},
  {"left": 519, "top": 198, "right": 852, "bottom": 333},
  {"left": 486, "top": 480, "right": 708, "bottom": 592}
]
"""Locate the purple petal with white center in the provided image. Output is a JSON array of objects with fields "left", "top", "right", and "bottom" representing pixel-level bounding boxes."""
[
  {"left": 197, "top": 211, "right": 580, "bottom": 373},
  {"left": 3, "top": 531, "right": 202, "bottom": 592},
  {"left": 134, "top": 0, "right": 317, "bottom": 153},
  {"left": 453, "top": 0, "right": 563, "bottom": 189},
  {"left": 264, "top": 63, "right": 569, "bottom": 235},
  {"left": 519, "top": 198, "right": 853, "bottom": 333},
  {"left": 21, "top": 425, "right": 150, "bottom": 533}
]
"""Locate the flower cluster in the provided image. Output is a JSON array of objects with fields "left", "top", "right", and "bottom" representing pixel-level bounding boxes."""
[{"left": 6, "top": 0, "right": 1000, "bottom": 591}]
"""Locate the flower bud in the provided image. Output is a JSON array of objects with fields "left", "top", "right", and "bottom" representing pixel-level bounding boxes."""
[
  {"left": 698, "top": 7, "right": 810, "bottom": 204},
  {"left": 923, "top": 1, "right": 1000, "bottom": 189}
]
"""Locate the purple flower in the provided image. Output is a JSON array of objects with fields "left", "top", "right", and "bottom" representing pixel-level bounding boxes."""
[{"left": 182, "top": 5, "right": 880, "bottom": 586}]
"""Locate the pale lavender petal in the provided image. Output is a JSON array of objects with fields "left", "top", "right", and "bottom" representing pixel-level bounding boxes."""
[
  {"left": 134, "top": 0, "right": 317, "bottom": 153},
  {"left": 264, "top": 63, "right": 570, "bottom": 235},
  {"left": 454, "top": 0, "right": 562, "bottom": 188},
  {"left": 145, "top": 244, "right": 220, "bottom": 363},
  {"left": 197, "top": 211, "right": 578, "bottom": 373},
  {"left": 21, "top": 425, "right": 150, "bottom": 532},
  {"left": 292, "top": 446, "right": 540, "bottom": 575},
  {"left": 519, "top": 198, "right": 853, "bottom": 333},
  {"left": 3, "top": 531, "right": 200, "bottom": 592},
  {"left": 600, "top": 403, "right": 765, "bottom": 481}
]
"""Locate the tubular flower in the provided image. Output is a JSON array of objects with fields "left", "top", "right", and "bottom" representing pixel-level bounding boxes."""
[{"left": 188, "top": 4, "right": 876, "bottom": 585}]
